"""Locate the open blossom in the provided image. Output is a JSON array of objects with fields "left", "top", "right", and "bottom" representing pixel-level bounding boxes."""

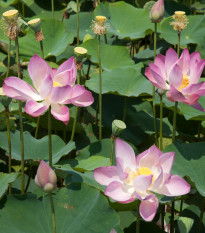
[
  {"left": 35, "top": 160, "right": 57, "bottom": 193},
  {"left": 145, "top": 48, "right": 205, "bottom": 109},
  {"left": 3, "top": 55, "right": 94, "bottom": 124},
  {"left": 94, "top": 139, "right": 190, "bottom": 221}
]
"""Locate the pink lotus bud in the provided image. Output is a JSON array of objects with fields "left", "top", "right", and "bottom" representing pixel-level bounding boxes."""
[
  {"left": 35, "top": 160, "right": 57, "bottom": 193},
  {"left": 150, "top": 0, "right": 164, "bottom": 23}
]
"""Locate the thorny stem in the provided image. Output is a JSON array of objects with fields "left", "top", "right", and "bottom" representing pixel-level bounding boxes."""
[
  {"left": 5, "top": 107, "right": 12, "bottom": 194},
  {"left": 196, "top": 198, "right": 205, "bottom": 233},
  {"left": 159, "top": 95, "right": 163, "bottom": 150},
  {"left": 49, "top": 193, "right": 56, "bottom": 233},
  {"left": 71, "top": 70, "right": 81, "bottom": 141},
  {"left": 6, "top": 38, "right": 11, "bottom": 77},
  {"left": 35, "top": 40, "right": 44, "bottom": 139},
  {"left": 51, "top": 0, "right": 54, "bottom": 18},
  {"left": 172, "top": 102, "right": 178, "bottom": 143},
  {"left": 15, "top": 37, "right": 25, "bottom": 195},
  {"left": 77, "top": 0, "right": 80, "bottom": 46},
  {"left": 170, "top": 201, "right": 175, "bottom": 233},
  {"left": 136, "top": 200, "right": 140, "bottom": 233},
  {"left": 153, "top": 22, "right": 158, "bottom": 147},
  {"left": 123, "top": 97, "right": 127, "bottom": 122},
  {"left": 98, "top": 35, "right": 102, "bottom": 140},
  {"left": 48, "top": 106, "right": 52, "bottom": 167}
]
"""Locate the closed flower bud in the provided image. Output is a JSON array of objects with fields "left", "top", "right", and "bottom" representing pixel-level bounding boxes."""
[
  {"left": 35, "top": 160, "right": 57, "bottom": 193},
  {"left": 150, "top": 0, "right": 164, "bottom": 23}
]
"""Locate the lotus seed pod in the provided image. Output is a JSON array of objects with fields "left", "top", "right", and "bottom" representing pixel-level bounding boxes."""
[
  {"left": 112, "top": 119, "right": 126, "bottom": 137},
  {"left": 170, "top": 11, "right": 189, "bottom": 33},
  {"left": 158, "top": 88, "right": 164, "bottom": 96},
  {"left": 74, "top": 46, "right": 88, "bottom": 61},
  {"left": 28, "top": 18, "right": 41, "bottom": 32},
  {"left": 150, "top": 0, "right": 164, "bottom": 23}
]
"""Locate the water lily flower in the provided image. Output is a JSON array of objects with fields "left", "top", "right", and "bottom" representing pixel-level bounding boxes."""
[
  {"left": 3, "top": 55, "right": 94, "bottom": 124},
  {"left": 150, "top": 0, "right": 164, "bottom": 23},
  {"left": 94, "top": 138, "right": 190, "bottom": 221},
  {"left": 35, "top": 160, "right": 57, "bottom": 193},
  {"left": 145, "top": 48, "right": 205, "bottom": 109}
]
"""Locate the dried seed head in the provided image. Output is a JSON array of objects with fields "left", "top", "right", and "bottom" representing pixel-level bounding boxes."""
[
  {"left": 28, "top": 18, "right": 44, "bottom": 41},
  {"left": 170, "top": 11, "right": 188, "bottom": 33},
  {"left": 2, "top": 10, "right": 19, "bottom": 40},
  {"left": 92, "top": 15, "right": 109, "bottom": 35}
]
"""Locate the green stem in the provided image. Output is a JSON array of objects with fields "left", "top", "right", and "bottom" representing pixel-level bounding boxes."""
[
  {"left": 6, "top": 38, "right": 11, "bottom": 77},
  {"left": 24, "top": 164, "right": 32, "bottom": 193},
  {"left": 198, "top": 121, "right": 201, "bottom": 141},
  {"left": 48, "top": 106, "right": 52, "bottom": 167},
  {"left": 40, "top": 40, "right": 44, "bottom": 59},
  {"left": 35, "top": 117, "right": 40, "bottom": 139},
  {"left": 15, "top": 37, "right": 25, "bottom": 195},
  {"left": 104, "top": 34, "right": 107, "bottom": 44},
  {"left": 153, "top": 22, "right": 158, "bottom": 147},
  {"left": 110, "top": 137, "right": 114, "bottom": 165},
  {"left": 136, "top": 200, "right": 140, "bottom": 233},
  {"left": 22, "top": 2, "right": 25, "bottom": 18},
  {"left": 196, "top": 198, "right": 205, "bottom": 233},
  {"left": 122, "top": 96, "right": 127, "bottom": 122},
  {"left": 170, "top": 201, "right": 175, "bottom": 233},
  {"left": 71, "top": 70, "right": 81, "bottom": 141},
  {"left": 159, "top": 95, "right": 163, "bottom": 150},
  {"left": 77, "top": 0, "right": 80, "bottom": 46},
  {"left": 98, "top": 35, "right": 102, "bottom": 140},
  {"left": 177, "top": 31, "right": 181, "bottom": 58},
  {"left": 86, "top": 60, "right": 91, "bottom": 80},
  {"left": 5, "top": 107, "right": 12, "bottom": 194},
  {"left": 35, "top": 40, "right": 44, "bottom": 139},
  {"left": 180, "top": 199, "right": 184, "bottom": 214},
  {"left": 172, "top": 101, "right": 178, "bottom": 143},
  {"left": 49, "top": 193, "right": 56, "bottom": 233},
  {"left": 161, "top": 205, "right": 165, "bottom": 231},
  {"left": 51, "top": 0, "right": 54, "bottom": 18}
]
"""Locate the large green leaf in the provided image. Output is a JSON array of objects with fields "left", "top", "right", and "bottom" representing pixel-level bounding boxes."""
[
  {"left": 177, "top": 216, "right": 194, "bottom": 233},
  {"left": 0, "top": 131, "right": 75, "bottom": 164},
  {"left": 164, "top": 141, "right": 205, "bottom": 197},
  {"left": 82, "top": 38, "right": 134, "bottom": 71},
  {"left": 86, "top": 66, "right": 152, "bottom": 96},
  {"left": 94, "top": 1, "right": 153, "bottom": 40},
  {"left": 64, "top": 12, "right": 94, "bottom": 41},
  {"left": 19, "top": 19, "right": 74, "bottom": 58},
  {"left": 159, "top": 15, "right": 205, "bottom": 46},
  {"left": 59, "top": 138, "right": 112, "bottom": 171},
  {"left": 180, "top": 96, "right": 205, "bottom": 121},
  {"left": 0, "top": 185, "right": 122, "bottom": 233},
  {"left": 0, "top": 172, "right": 19, "bottom": 199}
]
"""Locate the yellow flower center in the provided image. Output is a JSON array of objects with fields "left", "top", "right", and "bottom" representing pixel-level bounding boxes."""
[
  {"left": 138, "top": 167, "right": 153, "bottom": 176},
  {"left": 53, "top": 81, "right": 61, "bottom": 87},
  {"left": 178, "top": 74, "right": 189, "bottom": 91},
  {"left": 125, "top": 167, "right": 155, "bottom": 187}
]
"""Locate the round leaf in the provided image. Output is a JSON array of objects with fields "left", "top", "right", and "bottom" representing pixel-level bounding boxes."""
[{"left": 0, "top": 185, "right": 122, "bottom": 233}]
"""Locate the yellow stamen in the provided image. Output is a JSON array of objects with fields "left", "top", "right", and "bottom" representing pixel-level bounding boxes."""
[
  {"left": 53, "top": 81, "right": 61, "bottom": 87},
  {"left": 138, "top": 167, "right": 153, "bottom": 176},
  {"left": 178, "top": 74, "right": 189, "bottom": 91}
]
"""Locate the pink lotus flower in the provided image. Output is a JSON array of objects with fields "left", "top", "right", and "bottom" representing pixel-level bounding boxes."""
[
  {"left": 150, "top": 0, "right": 164, "bottom": 23},
  {"left": 145, "top": 48, "right": 205, "bottom": 109},
  {"left": 94, "top": 138, "right": 190, "bottom": 221},
  {"left": 3, "top": 55, "right": 94, "bottom": 124},
  {"left": 35, "top": 160, "right": 57, "bottom": 193}
]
